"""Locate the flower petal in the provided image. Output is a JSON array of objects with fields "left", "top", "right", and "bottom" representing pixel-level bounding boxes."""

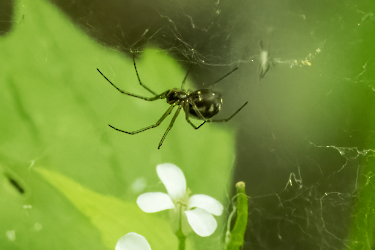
[
  {"left": 188, "top": 194, "right": 223, "bottom": 216},
  {"left": 156, "top": 163, "right": 186, "bottom": 200},
  {"left": 184, "top": 208, "right": 218, "bottom": 237},
  {"left": 137, "top": 192, "right": 175, "bottom": 213},
  {"left": 115, "top": 232, "right": 151, "bottom": 250}
]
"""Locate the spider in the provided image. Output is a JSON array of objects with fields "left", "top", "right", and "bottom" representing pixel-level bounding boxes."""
[
  {"left": 97, "top": 54, "right": 248, "bottom": 149},
  {"left": 259, "top": 40, "right": 271, "bottom": 79}
]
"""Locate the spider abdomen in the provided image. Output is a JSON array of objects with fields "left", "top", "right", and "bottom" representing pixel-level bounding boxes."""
[{"left": 188, "top": 89, "right": 222, "bottom": 120}]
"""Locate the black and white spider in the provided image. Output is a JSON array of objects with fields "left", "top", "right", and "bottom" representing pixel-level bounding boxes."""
[{"left": 97, "top": 54, "right": 248, "bottom": 149}]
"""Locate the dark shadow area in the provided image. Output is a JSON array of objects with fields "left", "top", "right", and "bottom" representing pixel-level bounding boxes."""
[{"left": 0, "top": 0, "right": 13, "bottom": 35}]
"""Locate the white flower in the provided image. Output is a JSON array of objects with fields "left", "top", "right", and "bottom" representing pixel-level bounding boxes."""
[
  {"left": 115, "top": 232, "right": 151, "bottom": 250},
  {"left": 136, "top": 163, "right": 223, "bottom": 237}
]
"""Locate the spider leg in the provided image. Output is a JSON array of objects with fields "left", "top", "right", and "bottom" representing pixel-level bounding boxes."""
[
  {"left": 206, "top": 101, "right": 248, "bottom": 123},
  {"left": 109, "top": 105, "right": 175, "bottom": 135},
  {"left": 186, "top": 115, "right": 206, "bottom": 129},
  {"left": 183, "top": 101, "right": 206, "bottom": 129},
  {"left": 97, "top": 68, "right": 168, "bottom": 101},
  {"left": 185, "top": 99, "right": 247, "bottom": 127},
  {"left": 210, "top": 67, "right": 239, "bottom": 87},
  {"left": 259, "top": 62, "right": 270, "bottom": 79},
  {"left": 181, "top": 68, "right": 191, "bottom": 90},
  {"left": 158, "top": 105, "right": 182, "bottom": 149},
  {"left": 260, "top": 40, "right": 264, "bottom": 50},
  {"left": 132, "top": 53, "right": 157, "bottom": 95}
]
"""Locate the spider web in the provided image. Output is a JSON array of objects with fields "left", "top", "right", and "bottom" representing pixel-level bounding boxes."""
[
  {"left": 2, "top": 0, "right": 375, "bottom": 249},
  {"left": 49, "top": 0, "right": 375, "bottom": 249}
]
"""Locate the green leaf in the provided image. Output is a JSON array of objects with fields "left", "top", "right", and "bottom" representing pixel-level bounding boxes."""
[
  {"left": 35, "top": 167, "right": 177, "bottom": 250},
  {"left": 0, "top": 0, "right": 236, "bottom": 249}
]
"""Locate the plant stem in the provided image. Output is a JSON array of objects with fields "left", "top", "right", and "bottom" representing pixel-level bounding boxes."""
[
  {"left": 225, "top": 181, "right": 248, "bottom": 250},
  {"left": 176, "top": 203, "right": 186, "bottom": 250},
  {"left": 177, "top": 232, "right": 186, "bottom": 250}
]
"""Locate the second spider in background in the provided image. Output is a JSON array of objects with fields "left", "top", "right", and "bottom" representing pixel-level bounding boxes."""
[
  {"left": 97, "top": 54, "right": 248, "bottom": 149},
  {"left": 259, "top": 40, "right": 271, "bottom": 79}
]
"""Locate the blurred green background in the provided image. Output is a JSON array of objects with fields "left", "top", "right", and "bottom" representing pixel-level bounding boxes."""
[
  {"left": 1, "top": 0, "right": 375, "bottom": 249},
  {"left": 0, "top": 0, "right": 237, "bottom": 249}
]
